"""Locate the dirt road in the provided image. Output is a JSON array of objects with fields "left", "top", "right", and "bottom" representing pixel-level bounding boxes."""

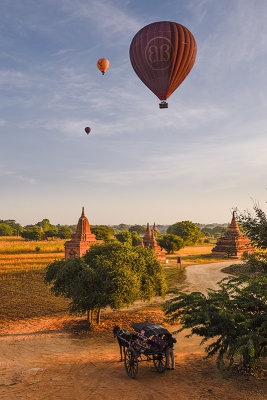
[{"left": 183, "top": 261, "right": 240, "bottom": 293}]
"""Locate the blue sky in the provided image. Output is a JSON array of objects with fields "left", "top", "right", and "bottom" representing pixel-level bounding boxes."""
[{"left": 0, "top": 0, "right": 266, "bottom": 226}]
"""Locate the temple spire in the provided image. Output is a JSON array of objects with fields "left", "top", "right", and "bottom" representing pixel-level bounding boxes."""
[
  {"left": 152, "top": 222, "right": 159, "bottom": 233},
  {"left": 212, "top": 211, "right": 254, "bottom": 259},
  {"left": 64, "top": 208, "right": 99, "bottom": 259},
  {"left": 229, "top": 210, "right": 240, "bottom": 233},
  {"left": 143, "top": 223, "right": 152, "bottom": 247}
]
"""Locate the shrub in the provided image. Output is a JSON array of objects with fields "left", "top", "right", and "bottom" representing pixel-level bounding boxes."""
[{"left": 164, "top": 275, "right": 267, "bottom": 373}]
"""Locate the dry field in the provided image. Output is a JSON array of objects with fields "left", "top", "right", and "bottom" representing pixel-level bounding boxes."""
[
  {"left": 0, "top": 237, "right": 68, "bottom": 325},
  {"left": 0, "top": 236, "right": 65, "bottom": 274}
]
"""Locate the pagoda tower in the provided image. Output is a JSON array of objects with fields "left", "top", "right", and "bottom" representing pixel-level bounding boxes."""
[
  {"left": 143, "top": 223, "right": 152, "bottom": 247},
  {"left": 152, "top": 222, "right": 159, "bottom": 233},
  {"left": 142, "top": 223, "right": 166, "bottom": 263},
  {"left": 64, "top": 207, "right": 101, "bottom": 259},
  {"left": 211, "top": 212, "right": 254, "bottom": 259}
]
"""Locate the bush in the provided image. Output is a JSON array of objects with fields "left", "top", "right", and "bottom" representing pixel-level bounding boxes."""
[{"left": 164, "top": 275, "right": 267, "bottom": 373}]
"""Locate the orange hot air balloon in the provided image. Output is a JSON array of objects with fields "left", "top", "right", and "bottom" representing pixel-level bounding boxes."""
[
  {"left": 129, "top": 21, "right": 197, "bottom": 108},
  {"left": 97, "top": 58, "right": 109, "bottom": 75}
]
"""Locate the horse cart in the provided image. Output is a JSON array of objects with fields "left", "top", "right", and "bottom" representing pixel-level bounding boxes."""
[{"left": 114, "top": 322, "right": 171, "bottom": 378}]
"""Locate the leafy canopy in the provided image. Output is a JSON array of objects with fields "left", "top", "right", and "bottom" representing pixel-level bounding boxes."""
[
  {"left": 115, "top": 231, "right": 141, "bottom": 246},
  {"left": 128, "top": 225, "right": 146, "bottom": 234},
  {"left": 158, "top": 234, "right": 184, "bottom": 254},
  {"left": 237, "top": 205, "right": 267, "bottom": 249},
  {"left": 167, "top": 221, "right": 201, "bottom": 245},
  {"left": 45, "top": 242, "right": 167, "bottom": 323},
  {"left": 164, "top": 275, "right": 267, "bottom": 372},
  {"left": 91, "top": 225, "right": 114, "bottom": 242}
]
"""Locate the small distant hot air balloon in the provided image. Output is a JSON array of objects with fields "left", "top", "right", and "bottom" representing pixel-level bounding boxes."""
[
  {"left": 85, "top": 127, "right": 91, "bottom": 135},
  {"left": 97, "top": 58, "right": 109, "bottom": 75},
  {"left": 129, "top": 21, "right": 197, "bottom": 108}
]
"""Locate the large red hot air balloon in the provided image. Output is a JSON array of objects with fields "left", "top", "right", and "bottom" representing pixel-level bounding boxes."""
[{"left": 129, "top": 21, "right": 197, "bottom": 108}]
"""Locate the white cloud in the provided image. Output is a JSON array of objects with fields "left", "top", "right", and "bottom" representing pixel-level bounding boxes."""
[
  {"left": 196, "top": 0, "right": 267, "bottom": 74},
  {"left": 0, "top": 170, "right": 37, "bottom": 185},
  {"left": 60, "top": 0, "right": 141, "bottom": 42}
]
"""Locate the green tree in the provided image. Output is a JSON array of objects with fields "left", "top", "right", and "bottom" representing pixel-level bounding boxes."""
[
  {"left": 129, "top": 225, "right": 146, "bottom": 234},
  {"left": 167, "top": 221, "right": 201, "bottom": 245},
  {"left": 21, "top": 226, "right": 43, "bottom": 241},
  {"left": 115, "top": 231, "right": 142, "bottom": 246},
  {"left": 45, "top": 226, "right": 58, "bottom": 239},
  {"left": 83, "top": 243, "right": 167, "bottom": 306},
  {"left": 212, "top": 226, "right": 227, "bottom": 235},
  {"left": 57, "top": 226, "right": 73, "bottom": 239},
  {"left": 91, "top": 225, "right": 114, "bottom": 242},
  {"left": 116, "top": 224, "right": 130, "bottom": 232},
  {"left": 0, "top": 219, "right": 23, "bottom": 235},
  {"left": 241, "top": 252, "right": 267, "bottom": 275},
  {"left": 131, "top": 231, "right": 142, "bottom": 246},
  {"left": 158, "top": 234, "right": 184, "bottom": 254},
  {"left": 237, "top": 205, "right": 267, "bottom": 249},
  {"left": 0, "top": 223, "right": 14, "bottom": 236},
  {"left": 164, "top": 275, "right": 267, "bottom": 372},
  {"left": 115, "top": 231, "right": 133, "bottom": 244},
  {"left": 36, "top": 219, "right": 51, "bottom": 230},
  {"left": 45, "top": 242, "right": 167, "bottom": 325}
]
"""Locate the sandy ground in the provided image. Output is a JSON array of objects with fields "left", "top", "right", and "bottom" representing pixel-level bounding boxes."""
[
  {"left": 182, "top": 261, "right": 240, "bottom": 293},
  {"left": 1, "top": 262, "right": 266, "bottom": 400}
]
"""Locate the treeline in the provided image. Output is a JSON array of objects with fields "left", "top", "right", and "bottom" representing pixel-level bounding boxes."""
[
  {"left": 0, "top": 219, "right": 75, "bottom": 240},
  {"left": 0, "top": 218, "right": 227, "bottom": 252}
]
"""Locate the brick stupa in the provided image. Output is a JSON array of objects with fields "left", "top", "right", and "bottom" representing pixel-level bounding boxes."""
[
  {"left": 64, "top": 207, "right": 101, "bottom": 259},
  {"left": 211, "top": 211, "right": 254, "bottom": 259},
  {"left": 142, "top": 223, "right": 166, "bottom": 263}
]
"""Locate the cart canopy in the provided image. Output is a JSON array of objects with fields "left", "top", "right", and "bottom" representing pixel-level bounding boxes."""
[{"left": 131, "top": 322, "right": 170, "bottom": 338}]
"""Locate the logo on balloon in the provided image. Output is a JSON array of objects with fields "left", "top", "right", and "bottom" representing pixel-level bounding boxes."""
[{"left": 145, "top": 36, "right": 174, "bottom": 70}]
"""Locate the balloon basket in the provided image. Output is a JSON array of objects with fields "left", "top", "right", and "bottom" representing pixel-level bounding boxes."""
[{"left": 159, "top": 102, "right": 168, "bottom": 109}]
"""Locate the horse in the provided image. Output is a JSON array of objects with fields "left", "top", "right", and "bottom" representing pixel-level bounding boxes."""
[{"left": 113, "top": 325, "right": 132, "bottom": 361}]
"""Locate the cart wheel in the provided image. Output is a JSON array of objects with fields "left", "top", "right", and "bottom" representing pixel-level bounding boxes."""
[
  {"left": 124, "top": 347, "right": 138, "bottom": 378},
  {"left": 153, "top": 353, "right": 167, "bottom": 373}
]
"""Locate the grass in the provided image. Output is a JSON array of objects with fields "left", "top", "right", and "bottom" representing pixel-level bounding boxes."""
[
  {"left": 0, "top": 236, "right": 65, "bottom": 254},
  {"left": 0, "top": 236, "right": 65, "bottom": 276},
  {"left": 164, "top": 264, "right": 187, "bottom": 294},
  {"left": 222, "top": 263, "right": 266, "bottom": 276}
]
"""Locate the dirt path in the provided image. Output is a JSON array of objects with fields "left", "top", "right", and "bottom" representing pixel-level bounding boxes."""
[
  {"left": 0, "top": 262, "right": 266, "bottom": 400},
  {"left": 182, "top": 261, "right": 240, "bottom": 293}
]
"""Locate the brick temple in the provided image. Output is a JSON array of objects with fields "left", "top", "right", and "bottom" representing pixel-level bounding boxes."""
[
  {"left": 64, "top": 207, "right": 101, "bottom": 259},
  {"left": 142, "top": 223, "right": 166, "bottom": 263},
  {"left": 211, "top": 211, "right": 254, "bottom": 259}
]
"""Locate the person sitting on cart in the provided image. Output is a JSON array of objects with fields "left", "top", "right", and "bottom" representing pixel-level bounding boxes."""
[
  {"left": 148, "top": 334, "right": 167, "bottom": 353},
  {"left": 163, "top": 333, "right": 176, "bottom": 370}
]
